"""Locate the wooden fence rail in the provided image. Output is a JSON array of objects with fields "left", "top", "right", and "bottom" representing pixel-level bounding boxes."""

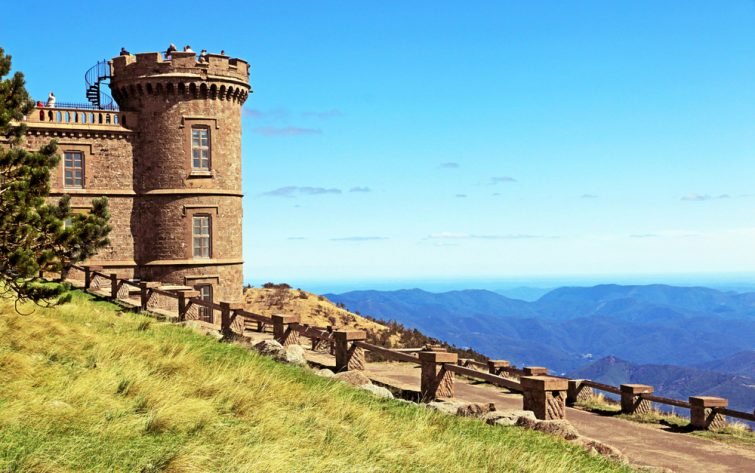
[
  {"left": 354, "top": 341, "right": 421, "bottom": 364},
  {"left": 445, "top": 363, "right": 523, "bottom": 392},
  {"left": 640, "top": 393, "right": 692, "bottom": 410},
  {"left": 63, "top": 264, "right": 755, "bottom": 428},
  {"left": 296, "top": 325, "right": 333, "bottom": 341},
  {"left": 582, "top": 380, "right": 622, "bottom": 395},
  {"left": 717, "top": 407, "right": 755, "bottom": 423}
]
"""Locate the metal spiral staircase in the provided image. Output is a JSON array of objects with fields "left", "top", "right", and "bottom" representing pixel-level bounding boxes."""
[{"left": 85, "top": 60, "right": 116, "bottom": 110}]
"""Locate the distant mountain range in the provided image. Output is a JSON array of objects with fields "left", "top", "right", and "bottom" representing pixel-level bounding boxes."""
[
  {"left": 325, "top": 284, "right": 755, "bottom": 410},
  {"left": 694, "top": 350, "right": 755, "bottom": 378}
]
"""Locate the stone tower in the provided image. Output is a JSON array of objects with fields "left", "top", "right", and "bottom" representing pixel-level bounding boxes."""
[{"left": 109, "top": 51, "right": 251, "bottom": 305}]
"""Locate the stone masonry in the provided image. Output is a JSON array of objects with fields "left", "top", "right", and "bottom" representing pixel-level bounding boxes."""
[{"left": 15, "top": 49, "right": 251, "bottom": 313}]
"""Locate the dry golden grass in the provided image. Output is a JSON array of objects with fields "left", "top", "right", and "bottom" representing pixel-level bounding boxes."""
[
  {"left": 0, "top": 290, "right": 631, "bottom": 473},
  {"left": 244, "top": 287, "right": 389, "bottom": 333}
]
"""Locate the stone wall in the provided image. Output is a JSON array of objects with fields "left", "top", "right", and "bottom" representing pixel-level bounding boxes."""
[{"left": 22, "top": 130, "right": 136, "bottom": 268}]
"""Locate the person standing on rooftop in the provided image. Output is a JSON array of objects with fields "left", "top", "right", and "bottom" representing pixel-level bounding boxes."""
[{"left": 165, "top": 43, "right": 177, "bottom": 59}]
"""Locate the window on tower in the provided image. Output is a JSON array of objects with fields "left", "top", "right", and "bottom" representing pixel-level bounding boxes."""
[
  {"left": 192, "top": 215, "right": 211, "bottom": 258},
  {"left": 63, "top": 151, "right": 84, "bottom": 188},
  {"left": 191, "top": 126, "right": 211, "bottom": 171}
]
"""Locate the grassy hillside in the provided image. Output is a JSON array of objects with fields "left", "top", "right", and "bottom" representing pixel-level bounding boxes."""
[{"left": 0, "top": 290, "right": 630, "bottom": 473}]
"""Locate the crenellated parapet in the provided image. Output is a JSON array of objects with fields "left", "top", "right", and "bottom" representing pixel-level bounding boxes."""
[{"left": 110, "top": 51, "right": 251, "bottom": 107}]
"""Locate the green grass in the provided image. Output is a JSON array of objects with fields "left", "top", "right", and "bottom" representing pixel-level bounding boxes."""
[
  {"left": 693, "top": 423, "right": 755, "bottom": 448},
  {"left": 0, "top": 290, "right": 631, "bottom": 473},
  {"left": 616, "top": 410, "right": 690, "bottom": 428},
  {"left": 574, "top": 393, "right": 621, "bottom": 415}
]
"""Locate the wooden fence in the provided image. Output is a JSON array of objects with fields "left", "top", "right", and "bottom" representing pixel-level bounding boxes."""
[{"left": 65, "top": 265, "right": 755, "bottom": 430}]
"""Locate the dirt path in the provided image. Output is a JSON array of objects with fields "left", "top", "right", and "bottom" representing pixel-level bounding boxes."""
[
  {"left": 242, "top": 332, "right": 755, "bottom": 472},
  {"left": 363, "top": 362, "right": 754, "bottom": 473}
]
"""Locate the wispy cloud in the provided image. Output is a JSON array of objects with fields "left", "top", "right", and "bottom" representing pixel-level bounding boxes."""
[
  {"left": 630, "top": 233, "right": 659, "bottom": 239},
  {"left": 260, "top": 186, "right": 342, "bottom": 197},
  {"left": 455, "top": 194, "right": 467, "bottom": 198},
  {"left": 252, "top": 126, "right": 321, "bottom": 136},
  {"left": 490, "top": 176, "right": 517, "bottom": 184},
  {"left": 426, "top": 232, "right": 554, "bottom": 240},
  {"left": 349, "top": 186, "right": 371, "bottom": 193},
  {"left": 330, "top": 236, "right": 388, "bottom": 242},
  {"left": 243, "top": 107, "right": 290, "bottom": 120},
  {"left": 681, "top": 193, "right": 755, "bottom": 201},
  {"left": 580, "top": 194, "right": 599, "bottom": 199},
  {"left": 681, "top": 193, "right": 731, "bottom": 201},
  {"left": 302, "top": 109, "right": 343, "bottom": 119},
  {"left": 440, "top": 162, "right": 460, "bottom": 169}
]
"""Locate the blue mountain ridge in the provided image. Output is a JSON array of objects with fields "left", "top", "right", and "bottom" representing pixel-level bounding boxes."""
[
  {"left": 325, "top": 285, "right": 755, "bottom": 374},
  {"left": 325, "top": 285, "right": 755, "bottom": 411}
]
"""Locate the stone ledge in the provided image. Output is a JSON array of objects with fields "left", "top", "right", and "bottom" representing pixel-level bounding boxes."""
[
  {"left": 419, "top": 351, "right": 458, "bottom": 364},
  {"left": 620, "top": 384, "right": 654, "bottom": 395},
  {"left": 689, "top": 396, "right": 727, "bottom": 408},
  {"left": 520, "top": 376, "right": 568, "bottom": 392}
]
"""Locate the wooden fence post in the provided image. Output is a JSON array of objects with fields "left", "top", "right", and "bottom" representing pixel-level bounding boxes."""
[
  {"left": 139, "top": 282, "right": 160, "bottom": 311},
  {"left": 327, "top": 325, "right": 335, "bottom": 355},
  {"left": 176, "top": 289, "right": 199, "bottom": 321},
  {"left": 419, "top": 350, "right": 458, "bottom": 402},
  {"left": 334, "top": 330, "right": 367, "bottom": 372},
  {"left": 566, "top": 379, "right": 593, "bottom": 406},
  {"left": 487, "top": 360, "right": 510, "bottom": 375},
  {"left": 521, "top": 376, "right": 568, "bottom": 420},
  {"left": 272, "top": 314, "right": 301, "bottom": 347},
  {"left": 109, "top": 273, "right": 118, "bottom": 300},
  {"left": 620, "top": 384, "right": 654, "bottom": 415},
  {"left": 84, "top": 266, "right": 102, "bottom": 289},
  {"left": 139, "top": 282, "right": 148, "bottom": 310},
  {"left": 689, "top": 396, "right": 728, "bottom": 431},
  {"left": 219, "top": 302, "right": 244, "bottom": 340}
]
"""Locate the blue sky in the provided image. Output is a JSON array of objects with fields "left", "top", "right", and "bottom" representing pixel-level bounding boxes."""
[{"left": 3, "top": 1, "right": 755, "bottom": 289}]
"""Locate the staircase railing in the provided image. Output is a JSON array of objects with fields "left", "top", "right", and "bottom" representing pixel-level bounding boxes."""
[{"left": 84, "top": 60, "right": 114, "bottom": 110}]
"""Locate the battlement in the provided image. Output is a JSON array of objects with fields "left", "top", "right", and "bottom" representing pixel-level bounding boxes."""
[
  {"left": 111, "top": 51, "right": 250, "bottom": 84},
  {"left": 110, "top": 51, "right": 251, "bottom": 106}
]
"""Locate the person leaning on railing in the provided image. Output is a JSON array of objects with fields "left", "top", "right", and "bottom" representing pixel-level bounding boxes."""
[
  {"left": 165, "top": 43, "right": 177, "bottom": 60},
  {"left": 46, "top": 91, "right": 55, "bottom": 108}
]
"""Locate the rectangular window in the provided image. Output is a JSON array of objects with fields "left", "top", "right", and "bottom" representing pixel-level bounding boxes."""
[
  {"left": 197, "top": 284, "right": 213, "bottom": 322},
  {"left": 192, "top": 215, "right": 211, "bottom": 258},
  {"left": 64, "top": 151, "right": 84, "bottom": 187},
  {"left": 191, "top": 127, "right": 210, "bottom": 171}
]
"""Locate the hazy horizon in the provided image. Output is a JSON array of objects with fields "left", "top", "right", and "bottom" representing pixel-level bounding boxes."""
[{"left": 247, "top": 271, "right": 755, "bottom": 296}]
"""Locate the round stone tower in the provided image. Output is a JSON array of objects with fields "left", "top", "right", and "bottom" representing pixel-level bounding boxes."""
[{"left": 109, "top": 50, "right": 251, "bottom": 306}]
